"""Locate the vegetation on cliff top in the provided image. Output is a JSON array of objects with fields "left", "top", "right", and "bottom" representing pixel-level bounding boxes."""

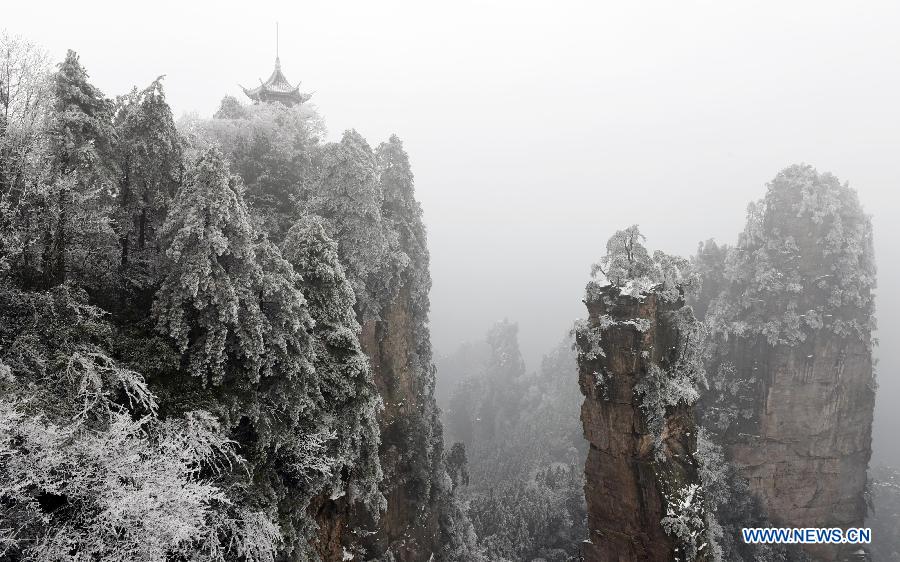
[
  {"left": 701, "top": 164, "right": 876, "bottom": 347},
  {"left": 0, "top": 33, "right": 456, "bottom": 561}
]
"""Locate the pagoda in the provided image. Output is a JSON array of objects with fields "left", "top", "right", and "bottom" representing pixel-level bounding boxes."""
[{"left": 241, "top": 25, "right": 311, "bottom": 107}]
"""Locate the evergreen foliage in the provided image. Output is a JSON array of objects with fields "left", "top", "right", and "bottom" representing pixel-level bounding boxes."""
[
  {"left": 152, "top": 146, "right": 280, "bottom": 388},
  {"left": 0, "top": 42, "right": 414, "bottom": 561},
  {"left": 588, "top": 224, "right": 697, "bottom": 302},
  {"left": 197, "top": 100, "right": 320, "bottom": 238},
  {"left": 43, "top": 49, "right": 118, "bottom": 288},
  {"left": 703, "top": 164, "right": 876, "bottom": 346},
  {"left": 192, "top": 94, "right": 466, "bottom": 562},
  {"left": 281, "top": 215, "right": 384, "bottom": 512},
  {"left": 0, "top": 282, "right": 280, "bottom": 561},
  {"left": 634, "top": 306, "right": 708, "bottom": 452},
  {"left": 309, "top": 130, "right": 404, "bottom": 321},
  {"left": 376, "top": 134, "right": 430, "bottom": 322},
  {"left": 113, "top": 76, "right": 183, "bottom": 302}
]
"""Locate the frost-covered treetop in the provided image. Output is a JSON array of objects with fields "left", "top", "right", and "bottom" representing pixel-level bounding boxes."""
[
  {"left": 589, "top": 225, "right": 697, "bottom": 302},
  {"left": 708, "top": 164, "right": 876, "bottom": 345}
]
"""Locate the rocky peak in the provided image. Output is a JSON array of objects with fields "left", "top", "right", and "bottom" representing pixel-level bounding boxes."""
[{"left": 576, "top": 282, "right": 712, "bottom": 561}]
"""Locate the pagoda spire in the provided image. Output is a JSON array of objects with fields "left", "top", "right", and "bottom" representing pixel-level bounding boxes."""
[{"left": 240, "top": 23, "right": 310, "bottom": 107}]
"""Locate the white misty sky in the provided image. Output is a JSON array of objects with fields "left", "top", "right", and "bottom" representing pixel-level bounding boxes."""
[{"left": 6, "top": 0, "right": 899, "bottom": 463}]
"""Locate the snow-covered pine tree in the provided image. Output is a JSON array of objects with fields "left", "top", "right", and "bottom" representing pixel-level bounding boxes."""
[
  {"left": 280, "top": 215, "right": 385, "bottom": 532},
  {"left": 43, "top": 50, "right": 118, "bottom": 288},
  {"left": 202, "top": 99, "right": 319, "bottom": 239},
  {"left": 311, "top": 129, "right": 402, "bottom": 321},
  {"left": 589, "top": 224, "right": 697, "bottom": 303},
  {"left": 152, "top": 146, "right": 273, "bottom": 388},
  {"left": 377, "top": 134, "right": 427, "bottom": 296},
  {"left": 151, "top": 146, "right": 391, "bottom": 559},
  {"left": 591, "top": 224, "right": 654, "bottom": 286},
  {"left": 113, "top": 76, "right": 183, "bottom": 306}
]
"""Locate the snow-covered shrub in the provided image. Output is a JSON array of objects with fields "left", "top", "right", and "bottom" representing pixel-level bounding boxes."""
[
  {"left": 635, "top": 363, "right": 701, "bottom": 456},
  {"left": 0, "top": 399, "right": 280, "bottom": 562},
  {"left": 635, "top": 306, "right": 708, "bottom": 456},
  {"left": 573, "top": 318, "right": 605, "bottom": 361},
  {"left": 0, "top": 283, "right": 280, "bottom": 561},
  {"left": 660, "top": 482, "right": 709, "bottom": 561},
  {"left": 695, "top": 430, "right": 727, "bottom": 562}
]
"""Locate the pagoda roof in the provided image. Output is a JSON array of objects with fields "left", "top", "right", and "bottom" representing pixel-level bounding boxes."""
[{"left": 241, "top": 57, "right": 311, "bottom": 106}]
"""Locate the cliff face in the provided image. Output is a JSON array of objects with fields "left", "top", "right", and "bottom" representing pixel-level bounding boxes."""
[
  {"left": 302, "top": 134, "right": 466, "bottom": 562},
  {"left": 577, "top": 285, "right": 710, "bottom": 562},
  {"left": 711, "top": 334, "right": 874, "bottom": 561},
  {"left": 356, "top": 287, "right": 445, "bottom": 561},
  {"left": 311, "top": 288, "right": 450, "bottom": 562},
  {"left": 696, "top": 165, "right": 877, "bottom": 561}
]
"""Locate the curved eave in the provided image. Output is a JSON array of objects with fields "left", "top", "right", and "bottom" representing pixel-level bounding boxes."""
[
  {"left": 241, "top": 84, "right": 262, "bottom": 98},
  {"left": 243, "top": 87, "right": 310, "bottom": 106}
]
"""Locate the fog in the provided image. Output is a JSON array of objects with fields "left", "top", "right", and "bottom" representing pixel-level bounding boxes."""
[{"left": 6, "top": 0, "right": 898, "bottom": 465}]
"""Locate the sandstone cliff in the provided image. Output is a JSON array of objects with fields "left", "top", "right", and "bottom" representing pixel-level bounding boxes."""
[
  {"left": 310, "top": 136, "right": 474, "bottom": 562},
  {"left": 696, "top": 165, "right": 877, "bottom": 561},
  {"left": 710, "top": 335, "right": 873, "bottom": 561},
  {"left": 354, "top": 286, "right": 447, "bottom": 560},
  {"left": 577, "top": 280, "right": 711, "bottom": 562},
  {"left": 311, "top": 285, "right": 449, "bottom": 561}
]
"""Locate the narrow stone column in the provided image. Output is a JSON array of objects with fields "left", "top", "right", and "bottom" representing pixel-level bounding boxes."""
[{"left": 577, "top": 285, "right": 710, "bottom": 562}]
